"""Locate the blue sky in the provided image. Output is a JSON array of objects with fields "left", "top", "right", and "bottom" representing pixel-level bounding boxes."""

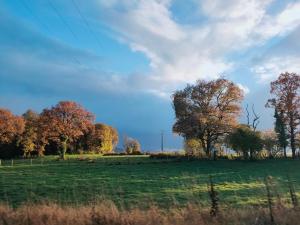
[{"left": 1, "top": 0, "right": 300, "bottom": 150}]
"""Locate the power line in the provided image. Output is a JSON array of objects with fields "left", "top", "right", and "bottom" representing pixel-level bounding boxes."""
[
  {"left": 46, "top": 0, "right": 78, "bottom": 40},
  {"left": 70, "top": 0, "right": 102, "bottom": 49},
  {"left": 161, "top": 130, "right": 164, "bottom": 152},
  {"left": 45, "top": 0, "right": 83, "bottom": 65},
  {"left": 19, "top": 0, "right": 51, "bottom": 34},
  {"left": 18, "top": 0, "right": 82, "bottom": 66}
]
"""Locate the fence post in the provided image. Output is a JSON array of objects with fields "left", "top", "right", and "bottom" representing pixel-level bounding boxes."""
[
  {"left": 11, "top": 159, "right": 14, "bottom": 167},
  {"left": 30, "top": 158, "right": 33, "bottom": 166},
  {"left": 0, "top": 159, "right": 1, "bottom": 166}
]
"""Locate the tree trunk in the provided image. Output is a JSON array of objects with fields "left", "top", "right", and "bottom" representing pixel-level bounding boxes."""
[
  {"left": 206, "top": 141, "right": 211, "bottom": 157},
  {"left": 283, "top": 146, "right": 287, "bottom": 158},
  {"left": 290, "top": 127, "right": 296, "bottom": 159},
  {"left": 243, "top": 150, "right": 249, "bottom": 160},
  {"left": 213, "top": 150, "right": 217, "bottom": 161},
  {"left": 249, "top": 149, "right": 254, "bottom": 160},
  {"left": 60, "top": 138, "right": 68, "bottom": 160}
]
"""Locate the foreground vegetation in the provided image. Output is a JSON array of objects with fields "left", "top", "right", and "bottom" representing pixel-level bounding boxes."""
[
  {"left": 1, "top": 201, "right": 300, "bottom": 225},
  {"left": 1, "top": 156, "right": 300, "bottom": 209}
]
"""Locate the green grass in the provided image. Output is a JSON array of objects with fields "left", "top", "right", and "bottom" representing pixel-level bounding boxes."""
[{"left": 0, "top": 156, "right": 299, "bottom": 208}]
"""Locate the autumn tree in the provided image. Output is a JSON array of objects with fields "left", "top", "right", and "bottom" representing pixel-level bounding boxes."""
[
  {"left": 21, "top": 110, "right": 39, "bottom": 157},
  {"left": 0, "top": 108, "right": 25, "bottom": 144},
  {"left": 228, "top": 125, "right": 263, "bottom": 160},
  {"left": 184, "top": 138, "right": 204, "bottom": 157},
  {"left": 39, "top": 101, "right": 94, "bottom": 159},
  {"left": 172, "top": 78, "right": 243, "bottom": 157},
  {"left": 261, "top": 130, "right": 282, "bottom": 158},
  {"left": 124, "top": 136, "right": 141, "bottom": 154},
  {"left": 267, "top": 72, "right": 300, "bottom": 158},
  {"left": 0, "top": 109, "right": 25, "bottom": 158},
  {"left": 86, "top": 123, "right": 119, "bottom": 154}
]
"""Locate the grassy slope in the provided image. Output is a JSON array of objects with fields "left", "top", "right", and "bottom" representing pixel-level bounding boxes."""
[{"left": 0, "top": 156, "right": 299, "bottom": 208}]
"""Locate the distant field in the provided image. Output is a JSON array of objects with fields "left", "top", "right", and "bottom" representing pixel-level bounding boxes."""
[{"left": 0, "top": 155, "right": 299, "bottom": 208}]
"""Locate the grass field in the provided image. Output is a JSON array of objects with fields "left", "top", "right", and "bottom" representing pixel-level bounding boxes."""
[{"left": 0, "top": 155, "right": 299, "bottom": 208}]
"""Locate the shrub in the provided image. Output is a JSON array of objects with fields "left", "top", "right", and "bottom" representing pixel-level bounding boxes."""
[
  {"left": 1, "top": 202, "right": 300, "bottom": 225},
  {"left": 124, "top": 137, "right": 141, "bottom": 154}
]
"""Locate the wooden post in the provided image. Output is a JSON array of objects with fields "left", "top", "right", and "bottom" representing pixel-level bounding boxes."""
[
  {"left": 30, "top": 158, "right": 33, "bottom": 166},
  {"left": 0, "top": 159, "right": 1, "bottom": 166},
  {"left": 11, "top": 159, "right": 13, "bottom": 167}
]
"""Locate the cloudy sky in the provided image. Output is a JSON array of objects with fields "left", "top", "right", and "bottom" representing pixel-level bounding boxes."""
[{"left": 1, "top": 0, "right": 300, "bottom": 150}]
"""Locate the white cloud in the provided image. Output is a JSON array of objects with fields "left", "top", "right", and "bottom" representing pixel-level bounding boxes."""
[
  {"left": 256, "top": 2, "right": 300, "bottom": 40},
  {"left": 237, "top": 83, "right": 250, "bottom": 95},
  {"left": 93, "top": 0, "right": 300, "bottom": 99},
  {"left": 253, "top": 56, "right": 300, "bottom": 82}
]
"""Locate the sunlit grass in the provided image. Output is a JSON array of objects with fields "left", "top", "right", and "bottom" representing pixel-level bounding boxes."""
[{"left": 0, "top": 156, "right": 299, "bottom": 208}]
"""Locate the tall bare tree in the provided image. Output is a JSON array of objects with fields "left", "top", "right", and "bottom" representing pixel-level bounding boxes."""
[
  {"left": 173, "top": 78, "right": 243, "bottom": 156},
  {"left": 245, "top": 104, "right": 260, "bottom": 131}
]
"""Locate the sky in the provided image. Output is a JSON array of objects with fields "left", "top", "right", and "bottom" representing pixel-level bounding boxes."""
[{"left": 1, "top": 0, "right": 300, "bottom": 150}]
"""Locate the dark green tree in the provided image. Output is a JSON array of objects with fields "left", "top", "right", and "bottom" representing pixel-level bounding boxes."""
[
  {"left": 267, "top": 72, "right": 300, "bottom": 159},
  {"left": 274, "top": 108, "right": 288, "bottom": 158},
  {"left": 228, "top": 124, "right": 263, "bottom": 160}
]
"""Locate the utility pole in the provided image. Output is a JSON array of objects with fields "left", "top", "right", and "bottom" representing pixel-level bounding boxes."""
[{"left": 161, "top": 130, "right": 164, "bottom": 152}]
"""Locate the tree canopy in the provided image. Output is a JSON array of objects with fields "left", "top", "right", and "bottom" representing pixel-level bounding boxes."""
[
  {"left": 124, "top": 136, "right": 141, "bottom": 154},
  {"left": 86, "top": 123, "right": 119, "bottom": 154},
  {"left": 228, "top": 125, "right": 263, "bottom": 160},
  {"left": 21, "top": 110, "right": 39, "bottom": 157},
  {"left": 173, "top": 78, "right": 243, "bottom": 156},
  {"left": 39, "top": 101, "right": 95, "bottom": 159},
  {"left": 267, "top": 72, "right": 300, "bottom": 158},
  {"left": 0, "top": 108, "right": 24, "bottom": 144}
]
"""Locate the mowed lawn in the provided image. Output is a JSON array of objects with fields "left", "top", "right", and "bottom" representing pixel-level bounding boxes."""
[{"left": 0, "top": 156, "right": 299, "bottom": 208}]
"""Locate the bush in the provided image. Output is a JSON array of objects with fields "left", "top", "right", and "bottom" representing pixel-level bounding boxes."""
[
  {"left": 184, "top": 138, "right": 206, "bottom": 157},
  {"left": 124, "top": 137, "right": 141, "bottom": 154}
]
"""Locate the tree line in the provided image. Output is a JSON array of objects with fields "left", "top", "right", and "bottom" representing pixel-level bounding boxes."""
[
  {"left": 173, "top": 72, "right": 300, "bottom": 159},
  {"left": 0, "top": 101, "right": 121, "bottom": 159}
]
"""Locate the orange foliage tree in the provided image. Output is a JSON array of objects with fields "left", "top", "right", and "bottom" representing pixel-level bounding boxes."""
[
  {"left": 0, "top": 108, "right": 25, "bottom": 144},
  {"left": 172, "top": 78, "right": 243, "bottom": 156},
  {"left": 21, "top": 110, "right": 40, "bottom": 157},
  {"left": 86, "top": 123, "right": 119, "bottom": 153},
  {"left": 267, "top": 72, "right": 300, "bottom": 158},
  {"left": 39, "top": 101, "right": 95, "bottom": 159}
]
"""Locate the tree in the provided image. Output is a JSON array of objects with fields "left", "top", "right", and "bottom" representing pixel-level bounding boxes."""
[
  {"left": 245, "top": 104, "right": 260, "bottom": 131},
  {"left": 184, "top": 138, "right": 203, "bottom": 157},
  {"left": 267, "top": 72, "right": 300, "bottom": 159},
  {"left": 0, "top": 108, "right": 24, "bottom": 144},
  {"left": 295, "top": 133, "right": 300, "bottom": 157},
  {"left": 0, "top": 109, "right": 25, "bottom": 158},
  {"left": 124, "top": 136, "right": 141, "bottom": 154},
  {"left": 86, "top": 123, "right": 119, "bottom": 154},
  {"left": 172, "top": 78, "right": 243, "bottom": 157},
  {"left": 39, "top": 101, "right": 94, "bottom": 159},
  {"left": 21, "top": 110, "right": 39, "bottom": 157},
  {"left": 274, "top": 108, "right": 288, "bottom": 157},
  {"left": 228, "top": 125, "right": 263, "bottom": 160},
  {"left": 261, "top": 130, "right": 282, "bottom": 158}
]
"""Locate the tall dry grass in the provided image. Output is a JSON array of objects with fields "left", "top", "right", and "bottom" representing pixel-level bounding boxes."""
[{"left": 0, "top": 202, "right": 300, "bottom": 225}]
